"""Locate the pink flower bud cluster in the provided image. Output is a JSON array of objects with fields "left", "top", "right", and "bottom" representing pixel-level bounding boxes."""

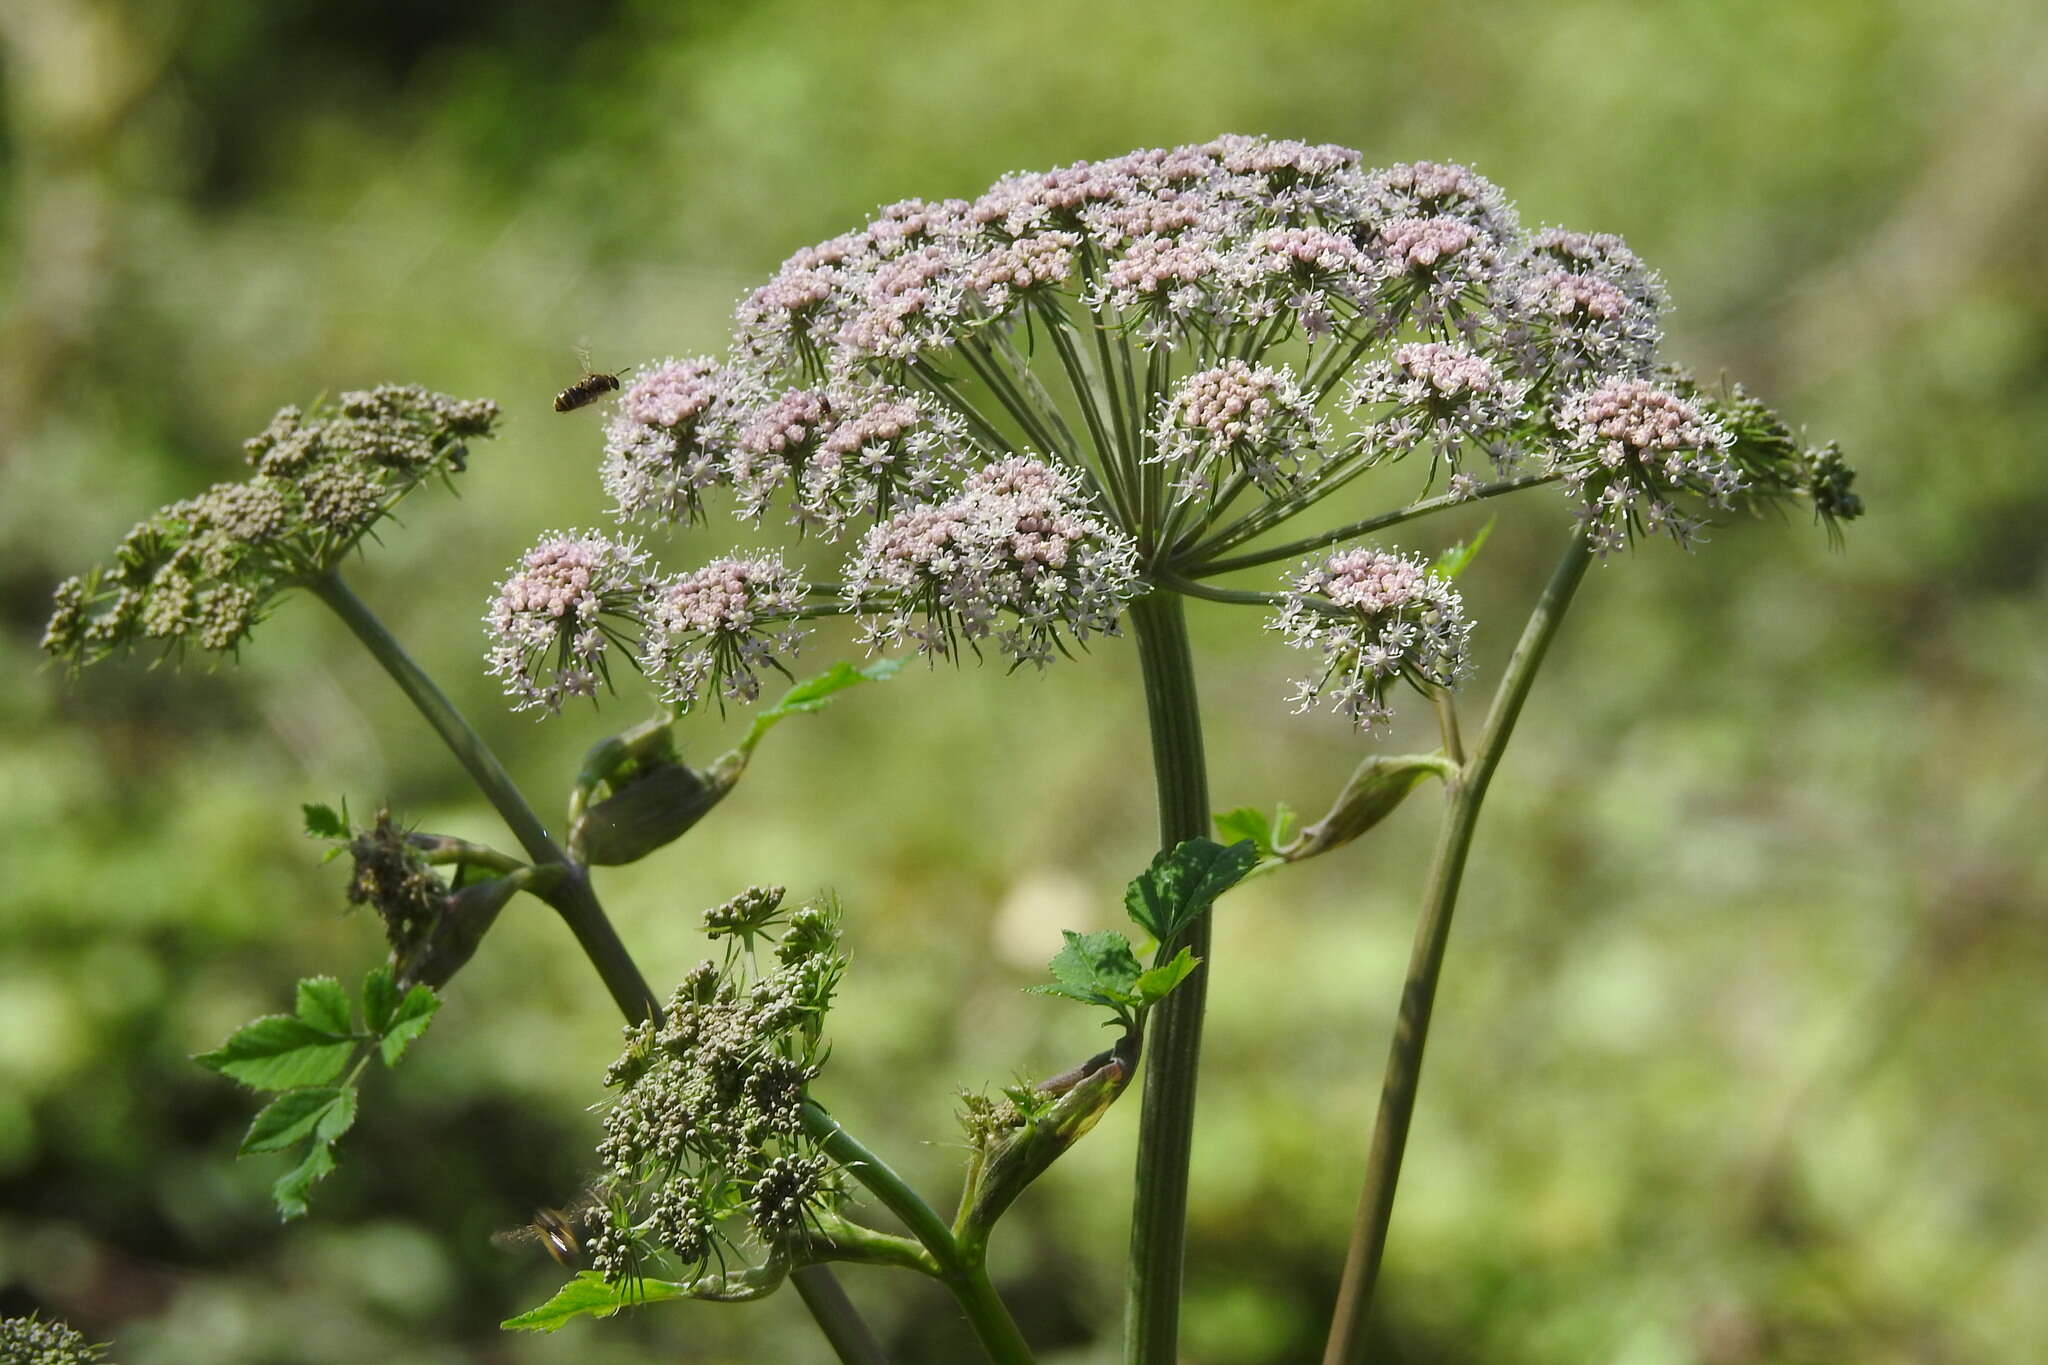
[
  {"left": 1275, "top": 547, "right": 1472, "bottom": 730},
  {"left": 846, "top": 457, "right": 1139, "bottom": 666},
  {"left": 485, "top": 531, "right": 652, "bottom": 713},
  {"left": 1152, "top": 360, "right": 1325, "bottom": 496},
  {"left": 1509, "top": 229, "right": 1666, "bottom": 377},
  {"left": 1346, "top": 340, "right": 1530, "bottom": 477},
  {"left": 1552, "top": 379, "right": 1740, "bottom": 552},
  {"left": 602, "top": 357, "right": 734, "bottom": 525},
  {"left": 640, "top": 553, "right": 809, "bottom": 711}
]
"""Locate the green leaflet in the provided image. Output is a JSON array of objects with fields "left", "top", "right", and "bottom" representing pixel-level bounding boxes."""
[
  {"left": 378, "top": 985, "right": 440, "bottom": 1067},
  {"left": 1122, "top": 838, "right": 1258, "bottom": 944},
  {"left": 295, "top": 976, "right": 352, "bottom": 1036},
  {"left": 195, "top": 1016, "right": 353, "bottom": 1091},
  {"left": 502, "top": 1273, "right": 692, "bottom": 1331}
]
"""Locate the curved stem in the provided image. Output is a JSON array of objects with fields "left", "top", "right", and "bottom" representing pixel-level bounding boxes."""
[
  {"left": 309, "top": 572, "right": 659, "bottom": 1024},
  {"left": 1320, "top": 532, "right": 1593, "bottom": 1365},
  {"left": 1122, "top": 591, "right": 1212, "bottom": 1365},
  {"left": 804, "top": 1102, "right": 1036, "bottom": 1365},
  {"left": 309, "top": 572, "right": 559, "bottom": 864}
]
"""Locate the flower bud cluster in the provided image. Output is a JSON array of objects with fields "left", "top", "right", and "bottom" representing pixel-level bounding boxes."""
[
  {"left": 588, "top": 889, "right": 847, "bottom": 1283},
  {"left": 484, "top": 531, "right": 651, "bottom": 713},
  {"left": 0, "top": 1314, "right": 106, "bottom": 1365},
  {"left": 640, "top": 553, "right": 808, "bottom": 710},
  {"left": 845, "top": 457, "right": 1139, "bottom": 666},
  {"left": 44, "top": 386, "right": 496, "bottom": 667},
  {"left": 1345, "top": 340, "right": 1529, "bottom": 478},
  {"left": 1276, "top": 548, "right": 1473, "bottom": 729},
  {"left": 1152, "top": 360, "right": 1326, "bottom": 496},
  {"left": 484, "top": 534, "right": 812, "bottom": 715},
  {"left": 1551, "top": 378, "right": 1740, "bottom": 552}
]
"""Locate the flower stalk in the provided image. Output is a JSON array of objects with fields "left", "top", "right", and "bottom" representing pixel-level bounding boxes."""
[
  {"left": 1123, "top": 589, "right": 1212, "bottom": 1365},
  {"left": 1320, "top": 532, "right": 1593, "bottom": 1364},
  {"left": 308, "top": 571, "right": 659, "bottom": 1023},
  {"left": 804, "top": 1102, "right": 1037, "bottom": 1365}
]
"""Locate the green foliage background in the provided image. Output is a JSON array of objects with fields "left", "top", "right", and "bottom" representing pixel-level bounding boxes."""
[{"left": 2, "top": 3, "right": 2044, "bottom": 1361}]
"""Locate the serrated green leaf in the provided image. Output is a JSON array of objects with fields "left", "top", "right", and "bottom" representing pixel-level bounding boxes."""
[
  {"left": 240, "top": 1087, "right": 343, "bottom": 1155},
  {"left": 502, "top": 1271, "right": 689, "bottom": 1331},
  {"left": 302, "top": 802, "right": 348, "bottom": 839},
  {"left": 273, "top": 1139, "right": 337, "bottom": 1221},
  {"left": 1135, "top": 948, "right": 1201, "bottom": 1005},
  {"left": 196, "top": 1015, "right": 354, "bottom": 1090},
  {"left": 1431, "top": 517, "right": 1495, "bottom": 580},
  {"left": 1028, "top": 930, "right": 1144, "bottom": 1011},
  {"left": 1212, "top": 807, "right": 1275, "bottom": 857},
  {"left": 295, "top": 977, "right": 352, "bottom": 1036},
  {"left": 317, "top": 1085, "right": 358, "bottom": 1143},
  {"left": 378, "top": 985, "right": 440, "bottom": 1066},
  {"left": 361, "top": 965, "right": 399, "bottom": 1034},
  {"left": 1123, "top": 838, "right": 1258, "bottom": 944}
]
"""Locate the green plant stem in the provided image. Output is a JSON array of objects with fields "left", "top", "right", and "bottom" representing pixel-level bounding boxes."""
[
  {"left": 311, "top": 574, "right": 880, "bottom": 1359},
  {"left": 791, "top": 1266, "right": 894, "bottom": 1365},
  {"left": 1320, "top": 532, "right": 1594, "bottom": 1365},
  {"left": 1122, "top": 591, "right": 1213, "bottom": 1365},
  {"left": 308, "top": 571, "right": 658, "bottom": 1024},
  {"left": 804, "top": 1102, "right": 1036, "bottom": 1365}
]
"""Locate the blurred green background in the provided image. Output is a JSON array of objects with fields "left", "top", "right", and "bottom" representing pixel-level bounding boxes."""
[{"left": 3, "top": 2, "right": 2045, "bottom": 1361}]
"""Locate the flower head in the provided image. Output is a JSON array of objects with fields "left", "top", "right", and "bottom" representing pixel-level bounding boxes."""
[
  {"left": 1552, "top": 378, "right": 1739, "bottom": 551},
  {"left": 485, "top": 531, "right": 650, "bottom": 713},
  {"left": 1276, "top": 547, "right": 1472, "bottom": 729},
  {"left": 639, "top": 553, "right": 809, "bottom": 711},
  {"left": 45, "top": 386, "right": 496, "bottom": 668},
  {"left": 603, "top": 357, "right": 736, "bottom": 524},
  {"left": 1347, "top": 340, "right": 1530, "bottom": 479},
  {"left": 591, "top": 893, "right": 848, "bottom": 1282},
  {"left": 0, "top": 1315, "right": 107, "bottom": 1365},
  {"left": 847, "top": 457, "right": 1139, "bottom": 666},
  {"left": 1509, "top": 228, "right": 1666, "bottom": 377},
  {"left": 1153, "top": 359, "right": 1326, "bottom": 497}
]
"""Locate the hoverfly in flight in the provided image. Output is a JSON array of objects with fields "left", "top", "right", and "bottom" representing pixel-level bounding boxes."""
[
  {"left": 492, "top": 1183, "right": 606, "bottom": 1266},
  {"left": 554, "top": 343, "right": 625, "bottom": 413}
]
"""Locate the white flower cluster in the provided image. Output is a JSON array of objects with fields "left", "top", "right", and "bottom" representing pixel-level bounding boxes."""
[
  {"left": 845, "top": 457, "right": 1139, "bottom": 667},
  {"left": 1275, "top": 548, "right": 1472, "bottom": 730},
  {"left": 480, "top": 137, "right": 1845, "bottom": 725},
  {"left": 1552, "top": 379, "right": 1739, "bottom": 552},
  {"left": 1151, "top": 359, "right": 1326, "bottom": 497}
]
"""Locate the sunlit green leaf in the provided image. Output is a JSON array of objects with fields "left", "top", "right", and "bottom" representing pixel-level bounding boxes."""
[
  {"left": 294, "top": 977, "right": 352, "bottom": 1036},
  {"left": 240, "top": 1087, "right": 344, "bottom": 1155},
  {"left": 501, "top": 1271, "right": 689, "bottom": 1331},
  {"left": 361, "top": 965, "right": 399, "bottom": 1034},
  {"left": 196, "top": 1016, "right": 354, "bottom": 1091},
  {"left": 302, "top": 802, "right": 348, "bottom": 839},
  {"left": 741, "top": 658, "right": 901, "bottom": 752},
  {"left": 1431, "top": 517, "right": 1495, "bottom": 580},
  {"left": 1123, "top": 838, "right": 1258, "bottom": 944},
  {"left": 272, "top": 1139, "right": 336, "bottom": 1221},
  {"left": 1135, "top": 948, "right": 1201, "bottom": 1005},
  {"left": 1029, "top": 930, "right": 1144, "bottom": 1011},
  {"left": 1212, "top": 807, "right": 1275, "bottom": 857},
  {"left": 378, "top": 985, "right": 440, "bottom": 1066}
]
